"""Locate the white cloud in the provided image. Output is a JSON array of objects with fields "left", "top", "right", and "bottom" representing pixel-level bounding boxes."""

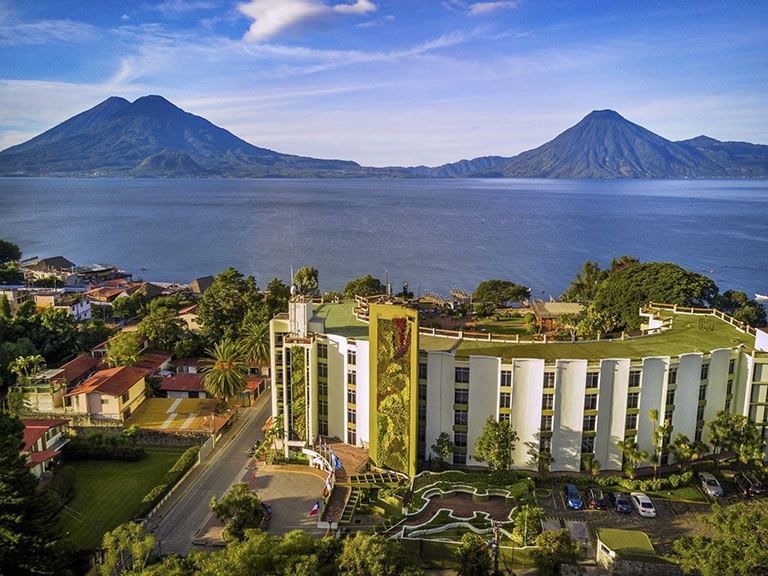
[
  {"left": 0, "top": 18, "right": 97, "bottom": 45},
  {"left": 468, "top": 1, "right": 519, "bottom": 15},
  {"left": 238, "top": 0, "right": 376, "bottom": 42},
  {"left": 120, "top": 14, "right": 131, "bottom": 22},
  {"left": 154, "top": 0, "right": 217, "bottom": 15},
  {"left": 357, "top": 14, "right": 394, "bottom": 28}
]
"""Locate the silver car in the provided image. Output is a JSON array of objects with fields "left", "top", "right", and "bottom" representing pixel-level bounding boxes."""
[{"left": 698, "top": 471, "right": 724, "bottom": 497}]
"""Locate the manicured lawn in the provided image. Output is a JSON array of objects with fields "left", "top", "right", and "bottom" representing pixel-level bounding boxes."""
[
  {"left": 58, "top": 448, "right": 184, "bottom": 550},
  {"left": 645, "top": 485, "right": 707, "bottom": 502},
  {"left": 469, "top": 316, "right": 531, "bottom": 336}
]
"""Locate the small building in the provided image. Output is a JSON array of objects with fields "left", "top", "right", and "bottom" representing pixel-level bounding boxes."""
[
  {"left": 531, "top": 300, "right": 585, "bottom": 332},
  {"left": 22, "top": 418, "right": 70, "bottom": 478},
  {"left": 189, "top": 276, "right": 214, "bottom": 296},
  {"left": 596, "top": 529, "right": 681, "bottom": 575},
  {"left": 177, "top": 304, "right": 200, "bottom": 333},
  {"left": 0, "top": 285, "right": 31, "bottom": 311},
  {"left": 23, "top": 369, "right": 68, "bottom": 412},
  {"left": 64, "top": 366, "right": 148, "bottom": 422},
  {"left": 33, "top": 290, "right": 92, "bottom": 321},
  {"left": 135, "top": 350, "right": 173, "bottom": 375},
  {"left": 176, "top": 357, "right": 205, "bottom": 374},
  {"left": 159, "top": 373, "right": 207, "bottom": 399},
  {"left": 60, "top": 355, "right": 102, "bottom": 388}
]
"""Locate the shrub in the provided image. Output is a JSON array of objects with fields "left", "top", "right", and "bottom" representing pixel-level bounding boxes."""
[
  {"left": 45, "top": 466, "right": 77, "bottom": 505},
  {"left": 63, "top": 436, "right": 145, "bottom": 461},
  {"left": 134, "top": 446, "right": 200, "bottom": 519}
]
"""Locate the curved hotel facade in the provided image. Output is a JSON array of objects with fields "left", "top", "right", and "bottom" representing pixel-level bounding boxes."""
[{"left": 270, "top": 298, "right": 768, "bottom": 476}]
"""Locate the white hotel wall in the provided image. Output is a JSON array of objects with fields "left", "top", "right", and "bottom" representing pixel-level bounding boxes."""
[
  {"left": 672, "top": 354, "right": 703, "bottom": 440},
  {"left": 552, "top": 360, "right": 587, "bottom": 472},
  {"left": 636, "top": 358, "right": 669, "bottom": 459},
  {"left": 425, "top": 352, "right": 455, "bottom": 462},
  {"left": 510, "top": 359, "right": 545, "bottom": 469},
  {"left": 325, "top": 336, "right": 346, "bottom": 440},
  {"left": 595, "top": 359, "right": 630, "bottom": 471},
  {"left": 355, "top": 340, "right": 370, "bottom": 447},
  {"left": 467, "top": 356, "right": 501, "bottom": 467},
  {"left": 704, "top": 349, "right": 731, "bottom": 440}
]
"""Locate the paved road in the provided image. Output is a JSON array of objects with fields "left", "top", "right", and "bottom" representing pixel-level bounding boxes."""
[{"left": 152, "top": 391, "right": 271, "bottom": 555}]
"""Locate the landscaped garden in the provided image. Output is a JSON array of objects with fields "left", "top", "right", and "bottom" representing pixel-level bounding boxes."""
[{"left": 58, "top": 447, "right": 185, "bottom": 549}]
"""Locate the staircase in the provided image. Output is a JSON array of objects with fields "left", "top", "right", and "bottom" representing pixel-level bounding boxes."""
[
  {"left": 345, "top": 471, "right": 403, "bottom": 487},
  {"left": 340, "top": 487, "right": 362, "bottom": 525}
]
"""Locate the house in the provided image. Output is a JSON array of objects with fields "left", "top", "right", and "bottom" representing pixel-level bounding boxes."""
[
  {"left": 22, "top": 418, "right": 69, "bottom": 478},
  {"left": 159, "top": 373, "right": 207, "bottom": 399},
  {"left": 176, "top": 357, "right": 205, "bottom": 374},
  {"left": 531, "top": 300, "right": 585, "bottom": 332},
  {"left": 33, "top": 290, "right": 92, "bottom": 321},
  {"left": 64, "top": 366, "right": 148, "bottom": 422},
  {"left": 596, "top": 529, "right": 681, "bottom": 575},
  {"left": 177, "top": 304, "right": 201, "bottom": 333},
  {"left": 23, "top": 256, "right": 78, "bottom": 285},
  {"left": 60, "top": 354, "right": 102, "bottom": 388},
  {"left": 0, "top": 285, "right": 31, "bottom": 311},
  {"left": 23, "top": 368, "right": 69, "bottom": 412},
  {"left": 189, "top": 276, "right": 214, "bottom": 296},
  {"left": 135, "top": 349, "right": 173, "bottom": 375},
  {"left": 73, "top": 263, "right": 131, "bottom": 285}
]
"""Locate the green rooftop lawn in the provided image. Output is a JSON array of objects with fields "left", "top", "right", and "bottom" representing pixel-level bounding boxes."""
[
  {"left": 598, "top": 528, "right": 656, "bottom": 557},
  {"left": 58, "top": 448, "right": 183, "bottom": 550},
  {"left": 453, "top": 312, "right": 752, "bottom": 361},
  {"left": 313, "top": 302, "right": 369, "bottom": 340}
]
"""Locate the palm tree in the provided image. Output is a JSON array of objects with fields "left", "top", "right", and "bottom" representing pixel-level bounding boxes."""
[
  {"left": 202, "top": 339, "right": 248, "bottom": 402},
  {"left": 10, "top": 354, "right": 46, "bottom": 385},
  {"left": 616, "top": 437, "right": 649, "bottom": 479},
  {"left": 648, "top": 409, "right": 671, "bottom": 479},
  {"left": 239, "top": 321, "right": 270, "bottom": 375}
]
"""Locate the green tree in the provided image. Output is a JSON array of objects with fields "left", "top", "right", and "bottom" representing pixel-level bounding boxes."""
[
  {"left": 264, "top": 277, "right": 291, "bottom": 316},
  {"left": 26, "top": 307, "right": 79, "bottom": 365},
  {"left": 512, "top": 504, "right": 543, "bottom": 546},
  {"left": 0, "top": 412, "right": 58, "bottom": 576},
  {"left": 78, "top": 319, "right": 114, "bottom": 351},
  {"left": 202, "top": 338, "right": 248, "bottom": 401},
  {"left": 239, "top": 321, "right": 270, "bottom": 373},
  {"left": 210, "top": 483, "right": 264, "bottom": 541},
  {"left": 707, "top": 411, "right": 764, "bottom": 467},
  {"left": 532, "top": 529, "right": 583, "bottom": 576},
  {"left": 137, "top": 307, "right": 186, "bottom": 351},
  {"left": 293, "top": 266, "right": 319, "bottom": 297},
  {"left": 673, "top": 501, "right": 768, "bottom": 576},
  {"left": 576, "top": 305, "right": 620, "bottom": 337},
  {"left": 343, "top": 274, "right": 386, "bottom": 299},
  {"left": 111, "top": 292, "right": 147, "bottom": 321},
  {"left": 101, "top": 521, "right": 155, "bottom": 576},
  {"left": 337, "top": 532, "right": 423, "bottom": 576},
  {"left": 648, "top": 408, "right": 671, "bottom": 480},
  {"left": 455, "top": 533, "right": 490, "bottom": 576},
  {"left": 561, "top": 260, "right": 609, "bottom": 303},
  {"left": 473, "top": 279, "right": 530, "bottom": 308},
  {"left": 0, "top": 295, "right": 11, "bottom": 319},
  {"left": 0, "top": 239, "right": 21, "bottom": 266},
  {"left": 670, "top": 433, "right": 708, "bottom": 472},
  {"left": 198, "top": 267, "right": 261, "bottom": 342},
  {"left": 106, "top": 332, "right": 142, "bottom": 367},
  {"left": 474, "top": 416, "right": 519, "bottom": 471},
  {"left": 716, "top": 289, "right": 767, "bottom": 327},
  {"left": 430, "top": 432, "right": 454, "bottom": 468},
  {"left": 616, "top": 437, "right": 648, "bottom": 479},
  {"left": 9, "top": 354, "right": 46, "bottom": 385}
]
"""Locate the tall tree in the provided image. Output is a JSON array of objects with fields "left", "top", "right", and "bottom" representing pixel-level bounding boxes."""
[
  {"left": 210, "top": 483, "right": 264, "bottom": 542},
  {"left": 343, "top": 274, "right": 386, "bottom": 299},
  {"left": 616, "top": 437, "right": 648, "bottom": 479},
  {"left": 101, "top": 521, "right": 155, "bottom": 576},
  {"left": 105, "top": 332, "right": 142, "bottom": 367},
  {"left": 293, "top": 266, "right": 319, "bottom": 297},
  {"left": 561, "top": 260, "right": 609, "bottom": 303},
  {"left": 670, "top": 433, "right": 708, "bottom": 472},
  {"left": 532, "top": 529, "right": 583, "bottom": 576},
  {"left": 337, "top": 532, "right": 423, "bottom": 576},
  {"left": 202, "top": 339, "right": 248, "bottom": 401},
  {"left": 648, "top": 408, "right": 671, "bottom": 480},
  {"left": 0, "top": 239, "right": 21, "bottom": 265},
  {"left": 473, "top": 279, "right": 530, "bottom": 308},
  {"left": 137, "top": 307, "right": 186, "bottom": 351},
  {"left": 474, "top": 416, "right": 519, "bottom": 471},
  {"left": 198, "top": 267, "right": 261, "bottom": 342},
  {"left": 707, "top": 411, "right": 765, "bottom": 467},
  {"left": 9, "top": 354, "right": 46, "bottom": 385},
  {"left": 716, "top": 289, "right": 767, "bottom": 327},
  {"left": 0, "top": 412, "right": 58, "bottom": 576},
  {"left": 455, "top": 533, "right": 491, "bottom": 576},
  {"left": 239, "top": 321, "right": 270, "bottom": 373},
  {"left": 430, "top": 432, "right": 454, "bottom": 469},
  {"left": 264, "top": 278, "right": 291, "bottom": 316}
]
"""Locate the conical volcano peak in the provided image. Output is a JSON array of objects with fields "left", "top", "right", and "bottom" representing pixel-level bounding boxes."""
[{"left": 582, "top": 109, "right": 625, "bottom": 122}]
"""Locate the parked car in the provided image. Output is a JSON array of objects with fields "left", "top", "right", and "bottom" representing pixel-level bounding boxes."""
[
  {"left": 698, "top": 471, "right": 724, "bottom": 497},
  {"left": 630, "top": 492, "right": 657, "bottom": 518},
  {"left": 587, "top": 487, "right": 607, "bottom": 509},
  {"left": 563, "top": 484, "right": 584, "bottom": 510},
  {"left": 609, "top": 492, "right": 632, "bottom": 513},
  {"left": 734, "top": 472, "right": 767, "bottom": 497}
]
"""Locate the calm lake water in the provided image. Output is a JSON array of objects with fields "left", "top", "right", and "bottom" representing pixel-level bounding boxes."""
[{"left": 0, "top": 178, "right": 766, "bottom": 298}]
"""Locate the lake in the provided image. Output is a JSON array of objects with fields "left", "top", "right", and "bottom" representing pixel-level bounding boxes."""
[{"left": 0, "top": 177, "right": 766, "bottom": 298}]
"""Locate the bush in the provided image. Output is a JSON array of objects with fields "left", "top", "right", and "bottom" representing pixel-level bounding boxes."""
[
  {"left": 135, "top": 483, "right": 170, "bottom": 518},
  {"left": 45, "top": 466, "right": 77, "bottom": 505},
  {"left": 134, "top": 446, "right": 200, "bottom": 519},
  {"left": 64, "top": 437, "right": 146, "bottom": 461},
  {"left": 168, "top": 446, "right": 199, "bottom": 476}
]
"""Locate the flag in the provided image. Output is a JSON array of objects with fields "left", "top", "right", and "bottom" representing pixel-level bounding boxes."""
[
  {"left": 334, "top": 453, "right": 343, "bottom": 470},
  {"left": 309, "top": 501, "right": 320, "bottom": 516},
  {"left": 322, "top": 473, "right": 333, "bottom": 497}
]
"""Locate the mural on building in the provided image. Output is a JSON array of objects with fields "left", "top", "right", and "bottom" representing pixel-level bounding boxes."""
[
  {"left": 375, "top": 316, "right": 413, "bottom": 474},
  {"left": 290, "top": 346, "right": 307, "bottom": 440}
]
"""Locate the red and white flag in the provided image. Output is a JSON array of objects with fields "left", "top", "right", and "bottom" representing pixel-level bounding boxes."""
[{"left": 308, "top": 501, "right": 320, "bottom": 516}]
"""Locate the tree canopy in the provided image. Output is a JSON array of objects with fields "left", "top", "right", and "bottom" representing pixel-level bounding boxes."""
[
  {"left": 473, "top": 279, "right": 530, "bottom": 308},
  {"left": 198, "top": 267, "right": 262, "bottom": 342},
  {"left": 293, "top": 266, "right": 319, "bottom": 297},
  {"left": 532, "top": 529, "right": 583, "bottom": 576},
  {"left": 202, "top": 338, "right": 249, "bottom": 401},
  {"left": 0, "top": 239, "right": 21, "bottom": 266},
  {"left": 474, "top": 416, "right": 519, "bottom": 471},
  {"left": 455, "top": 533, "right": 491, "bottom": 576},
  {"left": 137, "top": 307, "right": 186, "bottom": 351},
  {"left": 210, "top": 483, "right": 264, "bottom": 541},
  {"left": 106, "top": 332, "right": 142, "bottom": 367},
  {"left": 344, "top": 274, "right": 386, "bottom": 299}
]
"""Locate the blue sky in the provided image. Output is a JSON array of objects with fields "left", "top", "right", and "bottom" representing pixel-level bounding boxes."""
[{"left": 1, "top": 0, "right": 766, "bottom": 166}]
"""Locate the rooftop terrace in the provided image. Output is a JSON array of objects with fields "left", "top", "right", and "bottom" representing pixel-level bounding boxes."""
[{"left": 312, "top": 302, "right": 369, "bottom": 340}]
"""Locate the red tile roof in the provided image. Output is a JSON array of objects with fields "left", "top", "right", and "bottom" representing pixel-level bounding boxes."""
[
  {"left": 159, "top": 373, "right": 206, "bottom": 393},
  {"left": 177, "top": 304, "right": 199, "bottom": 315},
  {"left": 176, "top": 357, "right": 204, "bottom": 367},
  {"left": 27, "top": 450, "right": 60, "bottom": 465},
  {"left": 60, "top": 355, "right": 101, "bottom": 383},
  {"left": 22, "top": 419, "right": 69, "bottom": 451},
  {"left": 247, "top": 376, "right": 265, "bottom": 392},
  {"left": 66, "top": 366, "right": 147, "bottom": 397},
  {"left": 134, "top": 350, "right": 172, "bottom": 373}
]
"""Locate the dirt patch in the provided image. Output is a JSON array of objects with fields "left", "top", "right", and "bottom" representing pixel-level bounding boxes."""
[{"left": 404, "top": 492, "right": 514, "bottom": 526}]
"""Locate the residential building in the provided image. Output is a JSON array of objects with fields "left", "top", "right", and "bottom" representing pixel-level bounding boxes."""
[
  {"left": 160, "top": 373, "right": 208, "bottom": 399},
  {"left": 22, "top": 418, "right": 70, "bottom": 478},
  {"left": 177, "top": 304, "right": 201, "bottom": 333},
  {"left": 33, "top": 290, "right": 92, "bottom": 321},
  {"left": 531, "top": 300, "right": 585, "bottom": 332},
  {"left": 189, "top": 276, "right": 214, "bottom": 296},
  {"left": 0, "top": 285, "right": 31, "bottom": 311},
  {"left": 64, "top": 366, "right": 148, "bottom": 422},
  {"left": 271, "top": 297, "right": 768, "bottom": 477}
]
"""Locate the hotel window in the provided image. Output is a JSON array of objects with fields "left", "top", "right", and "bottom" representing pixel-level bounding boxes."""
[
  {"left": 453, "top": 451, "right": 467, "bottom": 465},
  {"left": 347, "top": 349, "right": 356, "bottom": 366},
  {"left": 454, "top": 410, "right": 468, "bottom": 426},
  {"left": 348, "top": 429, "right": 356, "bottom": 446},
  {"left": 543, "top": 372, "right": 555, "bottom": 389},
  {"left": 318, "top": 343, "right": 327, "bottom": 359},
  {"left": 347, "top": 409, "right": 357, "bottom": 424},
  {"left": 541, "top": 394, "right": 554, "bottom": 411},
  {"left": 696, "top": 405, "right": 705, "bottom": 422},
  {"left": 581, "top": 436, "right": 595, "bottom": 454},
  {"left": 665, "top": 409, "right": 674, "bottom": 423},
  {"left": 318, "top": 363, "right": 327, "bottom": 378},
  {"left": 584, "top": 394, "right": 597, "bottom": 411},
  {"left": 586, "top": 372, "right": 599, "bottom": 389},
  {"left": 539, "top": 436, "right": 552, "bottom": 453},
  {"left": 541, "top": 415, "right": 553, "bottom": 432},
  {"left": 319, "top": 381, "right": 328, "bottom": 397},
  {"left": 419, "top": 404, "right": 427, "bottom": 420},
  {"left": 347, "top": 371, "right": 356, "bottom": 386},
  {"left": 625, "top": 413, "right": 638, "bottom": 430},
  {"left": 454, "top": 431, "right": 467, "bottom": 448},
  {"left": 698, "top": 384, "right": 707, "bottom": 402},
  {"left": 101, "top": 398, "right": 109, "bottom": 405},
  {"left": 501, "top": 370, "right": 512, "bottom": 387},
  {"left": 455, "top": 366, "right": 470, "bottom": 384},
  {"left": 347, "top": 389, "right": 357, "bottom": 405},
  {"left": 724, "top": 398, "right": 731, "bottom": 412},
  {"left": 583, "top": 415, "right": 596, "bottom": 432},
  {"left": 629, "top": 370, "right": 641, "bottom": 388},
  {"left": 418, "top": 362, "right": 428, "bottom": 379},
  {"left": 694, "top": 427, "right": 703, "bottom": 442},
  {"left": 666, "top": 388, "right": 675, "bottom": 406},
  {"left": 669, "top": 368, "right": 678, "bottom": 385},
  {"left": 729, "top": 359, "right": 735, "bottom": 374},
  {"left": 419, "top": 383, "right": 427, "bottom": 402},
  {"left": 319, "top": 420, "right": 328, "bottom": 436},
  {"left": 499, "top": 413, "right": 511, "bottom": 423},
  {"left": 319, "top": 399, "right": 328, "bottom": 416},
  {"left": 455, "top": 389, "right": 469, "bottom": 405},
  {"left": 499, "top": 391, "right": 511, "bottom": 409},
  {"left": 626, "top": 392, "right": 640, "bottom": 410},
  {"left": 727, "top": 378, "right": 734, "bottom": 395},
  {"left": 701, "top": 363, "right": 709, "bottom": 380}
]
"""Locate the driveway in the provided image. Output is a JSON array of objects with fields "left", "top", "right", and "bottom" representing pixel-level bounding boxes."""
[
  {"left": 250, "top": 468, "right": 326, "bottom": 536},
  {"left": 151, "top": 390, "right": 272, "bottom": 555}
]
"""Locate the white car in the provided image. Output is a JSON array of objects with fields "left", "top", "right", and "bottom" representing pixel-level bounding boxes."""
[
  {"left": 698, "top": 471, "right": 724, "bottom": 497},
  {"left": 630, "top": 492, "right": 657, "bottom": 518}
]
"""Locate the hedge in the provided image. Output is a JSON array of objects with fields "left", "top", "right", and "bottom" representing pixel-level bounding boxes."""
[
  {"left": 134, "top": 446, "right": 200, "bottom": 518},
  {"left": 64, "top": 438, "right": 145, "bottom": 462},
  {"left": 45, "top": 465, "right": 77, "bottom": 507},
  {"left": 549, "top": 471, "right": 694, "bottom": 492}
]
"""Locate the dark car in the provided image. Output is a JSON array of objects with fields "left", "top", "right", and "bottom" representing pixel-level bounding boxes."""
[
  {"left": 609, "top": 491, "right": 632, "bottom": 513},
  {"left": 587, "top": 487, "right": 607, "bottom": 510},
  {"left": 563, "top": 484, "right": 584, "bottom": 510},
  {"left": 734, "top": 472, "right": 767, "bottom": 497}
]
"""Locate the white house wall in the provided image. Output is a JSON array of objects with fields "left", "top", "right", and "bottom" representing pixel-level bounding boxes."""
[
  {"left": 326, "top": 335, "right": 346, "bottom": 440},
  {"left": 425, "top": 352, "right": 455, "bottom": 462},
  {"left": 355, "top": 340, "right": 370, "bottom": 447},
  {"left": 598, "top": 359, "right": 631, "bottom": 471}
]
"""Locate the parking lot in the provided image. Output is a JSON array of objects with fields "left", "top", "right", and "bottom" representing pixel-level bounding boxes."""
[{"left": 538, "top": 482, "right": 715, "bottom": 554}]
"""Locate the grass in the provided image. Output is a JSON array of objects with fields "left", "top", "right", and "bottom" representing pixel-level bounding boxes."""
[
  {"left": 468, "top": 316, "right": 531, "bottom": 336},
  {"left": 644, "top": 485, "right": 707, "bottom": 502},
  {"left": 598, "top": 528, "right": 655, "bottom": 556},
  {"left": 58, "top": 448, "right": 184, "bottom": 550}
]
